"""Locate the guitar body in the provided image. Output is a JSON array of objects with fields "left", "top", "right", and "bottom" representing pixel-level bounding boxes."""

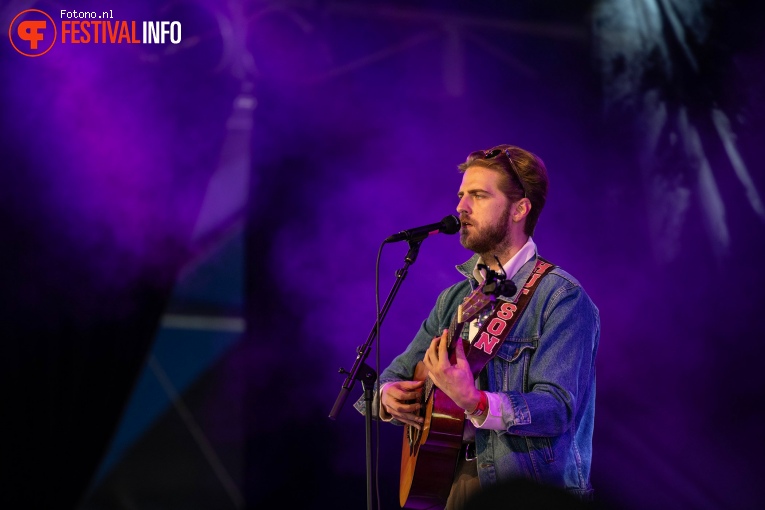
[{"left": 399, "top": 385, "right": 465, "bottom": 509}]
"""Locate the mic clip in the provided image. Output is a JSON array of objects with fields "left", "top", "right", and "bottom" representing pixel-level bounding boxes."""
[{"left": 477, "top": 258, "right": 517, "bottom": 297}]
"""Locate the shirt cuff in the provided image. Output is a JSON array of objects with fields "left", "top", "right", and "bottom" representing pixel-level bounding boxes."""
[
  {"left": 379, "top": 382, "right": 394, "bottom": 422},
  {"left": 469, "top": 391, "right": 508, "bottom": 430}
]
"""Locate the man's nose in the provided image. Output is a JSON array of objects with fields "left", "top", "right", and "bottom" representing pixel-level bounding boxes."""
[{"left": 457, "top": 196, "right": 470, "bottom": 214}]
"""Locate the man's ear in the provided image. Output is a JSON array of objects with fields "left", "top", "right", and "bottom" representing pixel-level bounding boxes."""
[{"left": 512, "top": 198, "right": 532, "bottom": 223}]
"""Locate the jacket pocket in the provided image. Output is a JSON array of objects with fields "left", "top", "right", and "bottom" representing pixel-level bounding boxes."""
[
  {"left": 492, "top": 338, "right": 537, "bottom": 393},
  {"left": 496, "top": 338, "right": 537, "bottom": 363},
  {"left": 526, "top": 436, "right": 555, "bottom": 463}
]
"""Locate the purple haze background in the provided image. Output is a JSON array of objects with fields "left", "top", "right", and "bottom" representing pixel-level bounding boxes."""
[{"left": 2, "top": 1, "right": 765, "bottom": 509}]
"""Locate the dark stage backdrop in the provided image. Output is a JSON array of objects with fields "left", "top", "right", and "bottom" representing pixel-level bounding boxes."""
[{"left": 2, "top": 1, "right": 764, "bottom": 509}]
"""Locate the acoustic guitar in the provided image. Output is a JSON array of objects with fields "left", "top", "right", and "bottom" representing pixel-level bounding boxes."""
[{"left": 399, "top": 281, "right": 497, "bottom": 509}]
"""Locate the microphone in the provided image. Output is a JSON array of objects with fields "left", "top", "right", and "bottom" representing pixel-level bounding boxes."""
[{"left": 384, "top": 214, "right": 461, "bottom": 243}]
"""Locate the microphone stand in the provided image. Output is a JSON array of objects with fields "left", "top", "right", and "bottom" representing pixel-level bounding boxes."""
[{"left": 329, "top": 236, "right": 425, "bottom": 510}]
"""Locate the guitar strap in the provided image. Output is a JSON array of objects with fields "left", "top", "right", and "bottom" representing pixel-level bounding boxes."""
[{"left": 465, "top": 257, "right": 556, "bottom": 377}]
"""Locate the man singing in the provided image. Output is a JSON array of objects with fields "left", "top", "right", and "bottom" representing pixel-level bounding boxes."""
[{"left": 363, "top": 144, "right": 599, "bottom": 509}]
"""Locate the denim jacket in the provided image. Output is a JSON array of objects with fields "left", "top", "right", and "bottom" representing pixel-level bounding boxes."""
[{"left": 358, "top": 253, "right": 599, "bottom": 498}]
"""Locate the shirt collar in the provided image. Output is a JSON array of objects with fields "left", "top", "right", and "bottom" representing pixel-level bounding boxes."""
[{"left": 471, "top": 237, "right": 537, "bottom": 283}]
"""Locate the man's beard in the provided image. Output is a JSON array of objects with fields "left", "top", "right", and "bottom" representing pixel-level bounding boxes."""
[{"left": 460, "top": 205, "right": 511, "bottom": 255}]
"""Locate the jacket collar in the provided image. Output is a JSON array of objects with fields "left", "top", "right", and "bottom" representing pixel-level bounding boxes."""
[{"left": 456, "top": 253, "right": 540, "bottom": 302}]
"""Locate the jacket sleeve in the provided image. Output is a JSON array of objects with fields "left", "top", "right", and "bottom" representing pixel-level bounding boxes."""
[{"left": 497, "top": 278, "right": 600, "bottom": 437}]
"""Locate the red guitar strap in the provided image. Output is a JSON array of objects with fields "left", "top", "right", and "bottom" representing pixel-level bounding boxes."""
[{"left": 465, "top": 257, "right": 556, "bottom": 377}]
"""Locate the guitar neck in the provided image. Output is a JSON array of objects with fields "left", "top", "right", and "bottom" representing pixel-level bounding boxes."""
[
  {"left": 445, "top": 312, "right": 464, "bottom": 352},
  {"left": 424, "top": 314, "right": 465, "bottom": 396}
]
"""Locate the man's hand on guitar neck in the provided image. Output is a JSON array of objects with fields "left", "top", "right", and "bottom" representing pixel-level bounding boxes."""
[
  {"left": 423, "top": 329, "right": 484, "bottom": 420},
  {"left": 380, "top": 380, "right": 425, "bottom": 429}
]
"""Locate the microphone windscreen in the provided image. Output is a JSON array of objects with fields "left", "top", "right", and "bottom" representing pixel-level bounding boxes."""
[{"left": 440, "top": 215, "right": 461, "bottom": 235}]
